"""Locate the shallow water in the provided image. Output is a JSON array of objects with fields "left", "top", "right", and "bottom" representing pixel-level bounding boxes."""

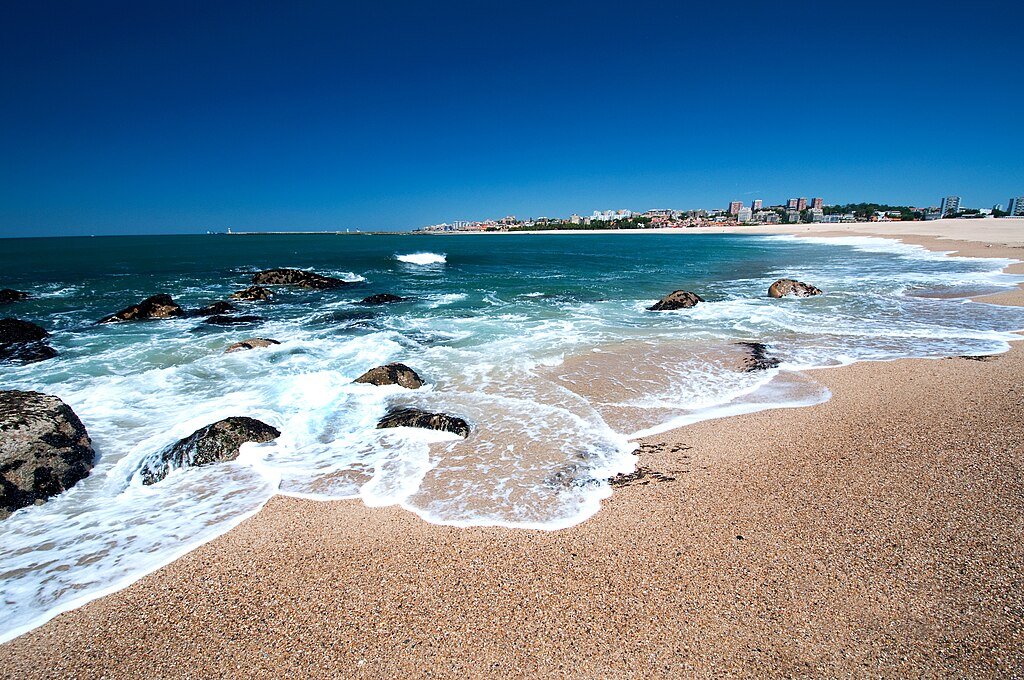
[{"left": 1, "top": 231, "right": 1023, "bottom": 641}]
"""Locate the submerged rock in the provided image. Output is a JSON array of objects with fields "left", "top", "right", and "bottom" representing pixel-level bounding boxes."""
[
  {"left": 648, "top": 290, "right": 704, "bottom": 311},
  {"left": 354, "top": 363, "right": 424, "bottom": 389},
  {"left": 139, "top": 416, "right": 281, "bottom": 485},
  {"left": 736, "top": 342, "right": 781, "bottom": 372},
  {"left": 0, "top": 318, "right": 49, "bottom": 344},
  {"left": 252, "top": 268, "right": 348, "bottom": 290},
  {"left": 202, "top": 314, "right": 263, "bottom": 326},
  {"left": 0, "top": 289, "right": 29, "bottom": 305},
  {"left": 376, "top": 408, "right": 470, "bottom": 438},
  {"left": 193, "top": 301, "right": 239, "bottom": 316},
  {"left": 0, "top": 318, "right": 57, "bottom": 364},
  {"left": 768, "top": 278, "right": 823, "bottom": 298},
  {"left": 230, "top": 285, "right": 273, "bottom": 302},
  {"left": 359, "top": 293, "right": 408, "bottom": 305},
  {"left": 225, "top": 338, "right": 281, "bottom": 354},
  {"left": 98, "top": 294, "right": 185, "bottom": 323},
  {"left": 0, "top": 390, "right": 95, "bottom": 519}
]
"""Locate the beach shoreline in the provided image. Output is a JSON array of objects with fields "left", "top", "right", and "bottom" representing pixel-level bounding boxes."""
[{"left": 2, "top": 221, "right": 1023, "bottom": 677}]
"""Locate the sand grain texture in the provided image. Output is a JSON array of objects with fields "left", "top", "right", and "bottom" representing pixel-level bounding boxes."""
[{"left": 2, "top": 227, "right": 1023, "bottom": 678}]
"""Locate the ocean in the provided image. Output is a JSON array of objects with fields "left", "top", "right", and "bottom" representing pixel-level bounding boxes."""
[{"left": 2, "top": 231, "right": 1023, "bottom": 641}]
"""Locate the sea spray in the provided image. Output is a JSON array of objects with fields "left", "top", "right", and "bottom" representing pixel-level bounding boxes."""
[{"left": 1, "top": 232, "right": 1024, "bottom": 641}]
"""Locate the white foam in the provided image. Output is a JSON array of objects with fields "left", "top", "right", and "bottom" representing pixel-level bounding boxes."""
[
  {"left": 396, "top": 252, "right": 446, "bottom": 265},
  {"left": 5, "top": 231, "right": 1024, "bottom": 643}
]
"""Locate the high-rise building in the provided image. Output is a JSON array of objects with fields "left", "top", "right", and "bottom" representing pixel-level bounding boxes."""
[
  {"left": 1009, "top": 197, "right": 1024, "bottom": 217},
  {"left": 940, "top": 195, "right": 961, "bottom": 217},
  {"left": 811, "top": 197, "right": 823, "bottom": 209},
  {"left": 728, "top": 201, "right": 743, "bottom": 215},
  {"left": 752, "top": 199, "right": 763, "bottom": 211},
  {"left": 797, "top": 197, "right": 808, "bottom": 211},
  {"left": 787, "top": 198, "right": 799, "bottom": 209}
]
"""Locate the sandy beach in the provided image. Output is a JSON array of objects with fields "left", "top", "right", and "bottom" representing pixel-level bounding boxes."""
[{"left": 2, "top": 219, "right": 1022, "bottom": 678}]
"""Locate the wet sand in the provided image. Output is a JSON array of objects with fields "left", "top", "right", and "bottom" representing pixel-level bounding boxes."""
[{"left": 2, "top": 224, "right": 1023, "bottom": 677}]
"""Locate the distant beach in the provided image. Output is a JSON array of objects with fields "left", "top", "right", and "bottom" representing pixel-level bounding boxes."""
[{"left": 2, "top": 219, "right": 1023, "bottom": 676}]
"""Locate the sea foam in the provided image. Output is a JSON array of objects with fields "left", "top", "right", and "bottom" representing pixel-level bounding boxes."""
[
  {"left": 2, "top": 232, "right": 1024, "bottom": 642},
  {"left": 396, "top": 252, "right": 446, "bottom": 265}
]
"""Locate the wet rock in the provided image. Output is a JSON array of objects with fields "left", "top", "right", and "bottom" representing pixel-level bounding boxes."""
[
  {"left": 225, "top": 338, "right": 281, "bottom": 354},
  {"left": 0, "top": 390, "right": 95, "bottom": 519},
  {"left": 609, "top": 466, "right": 677, "bottom": 488},
  {"left": 359, "top": 293, "right": 408, "bottom": 305},
  {"left": 0, "top": 289, "right": 29, "bottom": 305},
  {"left": 768, "top": 278, "right": 822, "bottom": 298},
  {"left": 193, "top": 301, "right": 239, "bottom": 317},
  {"left": 252, "top": 268, "right": 348, "bottom": 290},
  {"left": 98, "top": 294, "right": 185, "bottom": 323},
  {"left": 230, "top": 286, "right": 273, "bottom": 302},
  {"left": 0, "top": 318, "right": 48, "bottom": 344},
  {"left": 376, "top": 408, "right": 470, "bottom": 438},
  {"left": 202, "top": 315, "right": 263, "bottom": 326},
  {"left": 354, "top": 363, "right": 424, "bottom": 389},
  {"left": 139, "top": 416, "right": 280, "bottom": 485},
  {"left": 0, "top": 318, "right": 58, "bottom": 364},
  {"left": 648, "top": 290, "right": 704, "bottom": 311},
  {"left": 736, "top": 342, "right": 781, "bottom": 372}
]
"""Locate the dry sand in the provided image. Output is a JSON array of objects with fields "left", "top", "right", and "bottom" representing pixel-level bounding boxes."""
[{"left": 2, "top": 222, "right": 1023, "bottom": 678}]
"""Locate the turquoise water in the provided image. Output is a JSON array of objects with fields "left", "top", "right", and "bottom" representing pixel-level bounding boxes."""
[{"left": 2, "top": 231, "right": 1024, "bottom": 640}]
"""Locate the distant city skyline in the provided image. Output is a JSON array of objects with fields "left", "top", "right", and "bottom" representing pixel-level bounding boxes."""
[{"left": 1, "top": 1, "right": 1022, "bottom": 237}]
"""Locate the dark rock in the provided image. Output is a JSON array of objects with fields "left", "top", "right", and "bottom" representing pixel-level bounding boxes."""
[
  {"left": 139, "top": 416, "right": 280, "bottom": 485},
  {"left": 98, "top": 294, "right": 185, "bottom": 323},
  {"left": 359, "top": 293, "right": 408, "bottom": 305},
  {"left": 202, "top": 315, "right": 263, "bottom": 326},
  {"left": 225, "top": 338, "right": 281, "bottom": 354},
  {"left": 0, "top": 318, "right": 57, "bottom": 365},
  {"left": 736, "top": 342, "right": 781, "bottom": 372},
  {"left": 230, "top": 286, "right": 273, "bottom": 302},
  {"left": 0, "top": 318, "right": 48, "bottom": 344},
  {"left": 0, "top": 289, "right": 29, "bottom": 305},
  {"left": 354, "top": 363, "right": 424, "bottom": 389},
  {"left": 252, "top": 268, "right": 348, "bottom": 290},
  {"left": 376, "top": 408, "right": 470, "bottom": 438},
  {"left": 648, "top": 290, "right": 704, "bottom": 311},
  {"left": 193, "top": 301, "right": 239, "bottom": 317},
  {"left": 609, "top": 466, "right": 677, "bottom": 488},
  {"left": 0, "top": 390, "right": 95, "bottom": 519},
  {"left": 768, "top": 278, "right": 823, "bottom": 298}
]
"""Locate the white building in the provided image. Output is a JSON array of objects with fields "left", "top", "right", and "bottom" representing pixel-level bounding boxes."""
[{"left": 940, "top": 195, "right": 961, "bottom": 217}]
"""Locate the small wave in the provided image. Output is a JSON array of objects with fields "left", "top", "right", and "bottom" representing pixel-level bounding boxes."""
[{"left": 396, "top": 252, "right": 446, "bottom": 265}]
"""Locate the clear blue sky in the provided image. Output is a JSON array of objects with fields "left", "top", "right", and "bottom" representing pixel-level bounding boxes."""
[{"left": 1, "top": 0, "right": 1021, "bottom": 236}]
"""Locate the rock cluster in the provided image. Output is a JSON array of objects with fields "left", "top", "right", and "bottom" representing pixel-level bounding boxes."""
[
  {"left": 193, "top": 301, "right": 238, "bottom": 316},
  {"left": 252, "top": 269, "right": 348, "bottom": 290},
  {"left": 1, "top": 390, "right": 95, "bottom": 519},
  {"left": 736, "top": 342, "right": 782, "bottom": 372},
  {"left": 224, "top": 338, "right": 281, "bottom": 354},
  {"left": 376, "top": 408, "right": 471, "bottom": 438},
  {"left": 202, "top": 315, "right": 263, "bottom": 326},
  {"left": 768, "top": 278, "right": 823, "bottom": 298},
  {"left": 648, "top": 290, "right": 704, "bottom": 311},
  {"left": 359, "top": 293, "right": 407, "bottom": 305},
  {"left": 0, "top": 318, "right": 58, "bottom": 364},
  {"left": 0, "top": 289, "right": 29, "bottom": 305},
  {"left": 230, "top": 286, "right": 273, "bottom": 301},
  {"left": 355, "top": 363, "right": 424, "bottom": 389},
  {"left": 98, "top": 294, "right": 185, "bottom": 323},
  {"left": 139, "top": 416, "right": 281, "bottom": 485}
]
